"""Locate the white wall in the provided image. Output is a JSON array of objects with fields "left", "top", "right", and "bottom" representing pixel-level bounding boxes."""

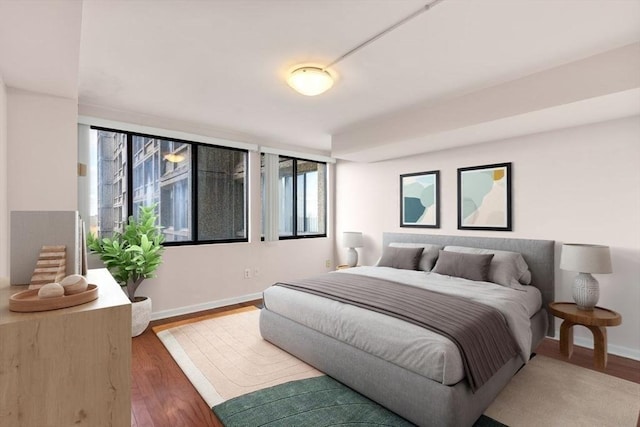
[
  {"left": 335, "top": 116, "right": 640, "bottom": 360},
  {"left": 76, "top": 124, "right": 91, "bottom": 226},
  {"left": 6, "top": 88, "right": 78, "bottom": 211},
  {"left": 0, "top": 76, "right": 7, "bottom": 280},
  {"left": 144, "top": 236, "right": 334, "bottom": 318}
]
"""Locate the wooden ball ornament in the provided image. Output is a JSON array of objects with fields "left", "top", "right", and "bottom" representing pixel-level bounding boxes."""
[
  {"left": 60, "top": 274, "right": 89, "bottom": 295},
  {"left": 38, "top": 282, "right": 65, "bottom": 299}
]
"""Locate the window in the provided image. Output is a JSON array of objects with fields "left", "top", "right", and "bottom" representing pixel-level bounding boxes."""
[
  {"left": 94, "top": 130, "right": 127, "bottom": 237},
  {"left": 89, "top": 127, "right": 247, "bottom": 245},
  {"left": 197, "top": 144, "right": 247, "bottom": 241},
  {"left": 296, "top": 159, "right": 324, "bottom": 236},
  {"left": 261, "top": 154, "right": 326, "bottom": 239}
]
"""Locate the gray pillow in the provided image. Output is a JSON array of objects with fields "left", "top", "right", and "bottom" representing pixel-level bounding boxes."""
[
  {"left": 389, "top": 242, "right": 443, "bottom": 271},
  {"left": 444, "top": 246, "right": 532, "bottom": 288},
  {"left": 432, "top": 250, "right": 494, "bottom": 282},
  {"left": 377, "top": 246, "right": 424, "bottom": 270}
]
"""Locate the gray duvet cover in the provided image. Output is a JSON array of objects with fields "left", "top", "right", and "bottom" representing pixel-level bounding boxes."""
[{"left": 274, "top": 272, "right": 519, "bottom": 391}]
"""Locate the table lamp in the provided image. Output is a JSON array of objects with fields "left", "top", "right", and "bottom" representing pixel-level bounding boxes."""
[
  {"left": 343, "top": 232, "right": 364, "bottom": 267},
  {"left": 560, "top": 243, "right": 612, "bottom": 311}
]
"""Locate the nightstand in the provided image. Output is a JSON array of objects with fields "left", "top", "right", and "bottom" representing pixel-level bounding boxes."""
[{"left": 548, "top": 302, "right": 622, "bottom": 369}]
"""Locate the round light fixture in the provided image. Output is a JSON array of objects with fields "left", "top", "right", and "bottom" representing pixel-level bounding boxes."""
[
  {"left": 163, "top": 153, "right": 186, "bottom": 163},
  {"left": 287, "top": 66, "right": 334, "bottom": 96}
]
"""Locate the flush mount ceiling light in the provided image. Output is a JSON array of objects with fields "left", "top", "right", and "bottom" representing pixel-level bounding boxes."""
[
  {"left": 164, "top": 153, "right": 186, "bottom": 163},
  {"left": 287, "top": 67, "right": 334, "bottom": 96},
  {"left": 285, "top": 0, "right": 446, "bottom": 96}
]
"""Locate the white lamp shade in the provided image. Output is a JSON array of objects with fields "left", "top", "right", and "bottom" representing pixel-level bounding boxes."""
[
  {"left": 560, "top": 244, "right": 612, "bottom": 274},
  {"left": 342, "top": 231, "right": 363, "bottom": 248},
  {"left": 287, "top": 67, "right": 334, "bottom": 96}
]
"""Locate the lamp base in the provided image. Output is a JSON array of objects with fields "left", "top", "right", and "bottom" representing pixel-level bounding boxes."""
[
  {"left": 346, "top": 248, "right": 358, "bottom": 268},
  {"left": 572, "top": 272, "right": 599, "bottom": 311}
]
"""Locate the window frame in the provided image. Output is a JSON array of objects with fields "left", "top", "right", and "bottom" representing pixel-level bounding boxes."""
[
  {"left": 263, "top": 154, "right": 327, "bottom": 241},
  {"left": 92, "top": 125, "right": 249, "bottom": 246}
]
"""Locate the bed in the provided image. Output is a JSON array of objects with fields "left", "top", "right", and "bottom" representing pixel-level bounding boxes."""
[{"left": 260, "top": 233, "right": 555, "bottom": 426}]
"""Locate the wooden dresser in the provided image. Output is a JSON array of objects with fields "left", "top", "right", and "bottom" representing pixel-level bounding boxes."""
[{"left": 0, "top": 268, "right": 131, "bottom": 426}]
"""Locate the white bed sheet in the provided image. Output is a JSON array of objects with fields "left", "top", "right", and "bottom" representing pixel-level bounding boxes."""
[{"left": 262, "top": 266, "right": 542, "bottom": 386}]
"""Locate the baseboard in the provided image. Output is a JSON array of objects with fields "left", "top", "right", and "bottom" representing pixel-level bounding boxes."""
[
  {"left": 551, "top": 329, "right": 640, "bottom": 361},
  {"left": 150, "top": 292, "right": 263, "bottom": 321}
]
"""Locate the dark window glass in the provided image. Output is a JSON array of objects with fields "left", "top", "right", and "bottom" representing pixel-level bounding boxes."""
[
  {"left": 260, "top": 154, "right": 326, "bottom": 239},
  {"left": 279, "top": 158, "right": 294, "bottom": 236},
  {"left": 197, "top": 145, "right": 247, "bottom": 241},
  {"left": 130, "top": 136, "right": 192, "bottom": 242},
  {"left": 91, "top": 127, "right": 247, "bottom": 245},
  {"left": 296, "top": 159, "right": 326, "bottom": 236},
  {"left": 94, "top": 130, "right": 128, "bottom": 238}
]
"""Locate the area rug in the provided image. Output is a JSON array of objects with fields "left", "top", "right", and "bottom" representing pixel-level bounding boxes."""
[
  {"left": 153, "top": 306, "right": 323, "bottom": 406},
  {"left": 213, "top": 375, "right": 416, "bottom": 426},
  {"left": 155, "top": 307, "right": 640, "bottom": 427},
  {"left": 212, "top": 374, "right": 504, "bottom": 427}
]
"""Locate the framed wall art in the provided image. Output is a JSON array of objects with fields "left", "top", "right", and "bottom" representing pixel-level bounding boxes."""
[
  {"left": 400, "top": 170, "right": 440, "bottom": 228},
  {"left": 458, "top": 162, "right": 512, "bottom": 231}
]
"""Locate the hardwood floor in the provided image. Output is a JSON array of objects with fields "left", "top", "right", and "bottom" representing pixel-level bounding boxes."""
[
  {"left": 131, "top": 301, "right": 260, "bottom": 427},
  {"left": 131, "top": 327, "right": 220, "bottom": 427},
  {"left": 535, "top": 336, "right": 640, "bottom": 384},
  {"left": 132, "top": 302, "right": 640, "bottom": 427}
]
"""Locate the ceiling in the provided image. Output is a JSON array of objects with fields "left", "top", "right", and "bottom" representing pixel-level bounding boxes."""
[{"left": 1, "top": 0, "right": 639, "bottom": 161}]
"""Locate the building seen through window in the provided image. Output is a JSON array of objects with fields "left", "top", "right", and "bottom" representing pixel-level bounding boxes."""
[
  {"left": 132, "top": 136, "right": 192, "bottom": 242},
  {"left": 95, "top": 130, "right": 127, "bottom": 238},
  {"left": 261, "top": 154, "right": 326, "bottom": 239},
  {"left": 90, "top": 128, "right": 247, "bottom": 244}
]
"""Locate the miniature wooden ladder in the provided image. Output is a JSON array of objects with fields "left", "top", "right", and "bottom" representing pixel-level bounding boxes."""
[{"left": 29, "top": 245, "right": 66, "bottom": 288}]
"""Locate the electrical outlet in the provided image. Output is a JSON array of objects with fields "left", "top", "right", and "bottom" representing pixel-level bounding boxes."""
[
  {"left": 244, "top": 268, "right": 252, "bottom": 279},
  {"left": 325, "top": 260, "right": 331, "bottom": 268},
  {"left": 254, "top": 268, "right": 260, "bottom": 277}
]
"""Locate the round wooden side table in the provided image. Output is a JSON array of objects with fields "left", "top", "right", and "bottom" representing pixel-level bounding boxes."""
[{"left": 548, "top": 302, "right": 622, "bottom": 369}]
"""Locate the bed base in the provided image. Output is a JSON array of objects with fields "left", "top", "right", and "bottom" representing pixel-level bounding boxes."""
[
  {"left": 260, "top": 233, "right": 554, "bottom": 426},
  {"left": 261, "top": 309, "right": 532, "bottom": 427}
]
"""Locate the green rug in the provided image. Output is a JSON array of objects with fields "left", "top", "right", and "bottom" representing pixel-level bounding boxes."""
[{"left": 213, "top": 375, "right": 506, "bottom": 427}]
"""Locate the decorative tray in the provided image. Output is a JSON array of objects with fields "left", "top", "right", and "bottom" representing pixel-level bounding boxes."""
[{"left": 9, "top": 284, "right": 99, "bottom": 312}]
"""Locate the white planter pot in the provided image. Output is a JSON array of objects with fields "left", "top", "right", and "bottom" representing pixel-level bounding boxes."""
[{"left": 131, "top": 296, "right": 152, "bottom": 337}]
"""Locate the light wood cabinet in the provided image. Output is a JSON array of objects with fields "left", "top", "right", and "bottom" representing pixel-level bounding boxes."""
[{"left": 0, "top": 269, "right": 131, "bottom": 426}]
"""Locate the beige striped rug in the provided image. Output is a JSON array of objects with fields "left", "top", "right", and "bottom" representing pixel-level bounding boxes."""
[
  {"left": 154, "top": 307, "right": 640, "bottom": 426},
  {"left": 153, "top": 307, "right": 323, "bottom": 406}
]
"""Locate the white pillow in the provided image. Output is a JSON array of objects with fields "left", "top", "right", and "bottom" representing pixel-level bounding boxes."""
[
  {"left": 443, "top": 246, "right": 532, "bottom": 288},
  {"left": 389, "top": 242, "right": 443, "bottom": 271}
]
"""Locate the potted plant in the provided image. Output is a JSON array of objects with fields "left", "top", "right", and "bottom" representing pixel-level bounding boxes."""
[{"left": 87, "top": 204, "right": 165, "bottom": 336}]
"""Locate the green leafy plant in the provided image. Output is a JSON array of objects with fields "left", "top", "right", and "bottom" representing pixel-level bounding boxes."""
[{"left": 87, "top": 205, "right": 165, "bottom": 301}]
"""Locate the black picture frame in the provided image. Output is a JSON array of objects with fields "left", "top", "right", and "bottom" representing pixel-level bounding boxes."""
[
  {"left": 400, "top": 170, "right": 440, "bottom": 228},
  {"left": 457, "top": 162, "right": 512, "bottom": 231}
]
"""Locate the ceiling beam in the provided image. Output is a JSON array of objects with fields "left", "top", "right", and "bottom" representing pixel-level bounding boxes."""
[{"left": 331, "top": 43, "right": 640, "bottom": 162}]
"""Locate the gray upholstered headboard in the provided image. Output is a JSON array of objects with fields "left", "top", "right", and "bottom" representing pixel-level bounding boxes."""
[{"left": 383, "top": 232, "right": 555, "bottom": 336}]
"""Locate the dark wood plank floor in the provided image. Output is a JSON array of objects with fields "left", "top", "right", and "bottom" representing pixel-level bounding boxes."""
[
  {"left": 131, "top": 301, "right": 261, "bottom": 427},
  {"left": 132, "top": 302, "right": 640, "bottom": 427}
]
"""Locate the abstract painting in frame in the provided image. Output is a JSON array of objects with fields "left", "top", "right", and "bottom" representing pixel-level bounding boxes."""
[
  {"left": 400, "top": 170, "right": 440, "bottom": 228},
  {"left": 458, "top": 162, "right": 512, "bottom": 231}
]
